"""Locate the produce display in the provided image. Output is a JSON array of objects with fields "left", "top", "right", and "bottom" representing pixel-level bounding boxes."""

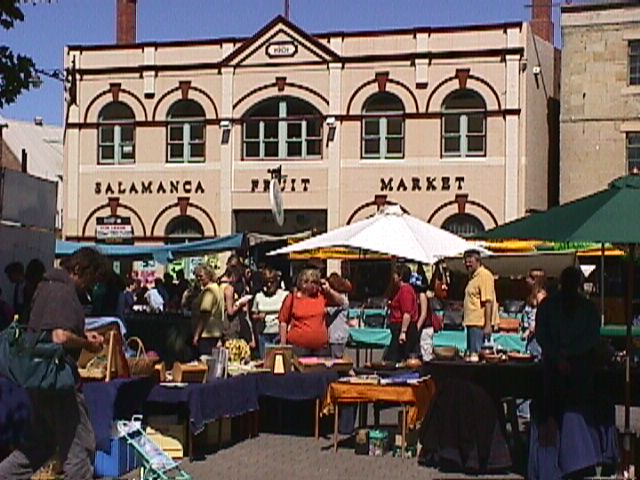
[{"left": 224, "top": 339, "right": 251, "bottom": 363}]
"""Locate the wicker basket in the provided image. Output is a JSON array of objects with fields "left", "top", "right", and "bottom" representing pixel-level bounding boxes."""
[
  {"left": 78, "top": 355, "right": 107, "bottom": 381},
  {"left": 126, "top": 337, "right": 157, "bottom": 377},
  {"left": 433, "top": 346, "right": 458, "bottom": 360}
]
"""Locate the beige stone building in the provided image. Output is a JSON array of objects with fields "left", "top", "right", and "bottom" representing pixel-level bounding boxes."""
[
  {"left": 561, "top": 2, "right": 640, "bottom": 202},
  {"left": 63, "top": 14, "right": 559, "bottom": 245}
]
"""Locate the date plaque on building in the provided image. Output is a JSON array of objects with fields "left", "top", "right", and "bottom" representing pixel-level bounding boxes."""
[{"left": 266, "top": 41, "right": 298, "bottom": 58}]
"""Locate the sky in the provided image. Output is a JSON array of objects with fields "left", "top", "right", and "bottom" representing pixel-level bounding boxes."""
[{"left": 1, "top": 0, "right": 562, "bottom": 126}]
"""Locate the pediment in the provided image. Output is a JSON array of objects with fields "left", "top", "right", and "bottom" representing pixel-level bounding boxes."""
[{"left": 222, "top": 16, "right": 339, "bottom": 67}]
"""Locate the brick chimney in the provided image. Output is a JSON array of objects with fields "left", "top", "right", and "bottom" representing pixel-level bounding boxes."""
[
  {"left": 116, "top": 0, "right": 137, "bottom": 44},
  {"left": 530, "top": 0, "right": 553, "bottom": 44}
]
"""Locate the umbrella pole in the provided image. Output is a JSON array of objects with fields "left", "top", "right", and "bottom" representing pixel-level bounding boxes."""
[
  {"left": 623, "top": 244, "right": 635, "bottom": 471},
  {"left": 601, "top": 243, "right": 605, "bottom": 327}
]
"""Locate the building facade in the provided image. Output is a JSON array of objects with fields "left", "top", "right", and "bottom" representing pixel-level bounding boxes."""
[
  {"left": 561, "top": 2, "right": 640, "bottom": 202},
  {"left": 1, "top": 117, "right": 64, "bottom": 231},
  {"left": 63, "top": 16, "right": 559, "bottom": 244}
]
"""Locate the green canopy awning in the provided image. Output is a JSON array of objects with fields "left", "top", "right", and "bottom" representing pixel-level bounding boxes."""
[{"left": 479, "top": 175, "right": 640, "bottom": 243}]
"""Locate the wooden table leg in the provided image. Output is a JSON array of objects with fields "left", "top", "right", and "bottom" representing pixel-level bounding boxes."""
[
  {"left": 315, "top": 399, "right": 320, "bottom": 440},
  {"left": 401, "top": 405, "right": 407, "bottom": 458},
  {"left": 333, "top": 403, "right": 339, "bottom": 452}
]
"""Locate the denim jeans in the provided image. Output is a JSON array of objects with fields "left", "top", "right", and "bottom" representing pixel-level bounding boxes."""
[
  {"left": 466, "top": 326, "right": 486, "bottom": 354},
  {"left": 526, "top": 337, "right": 542, "bottom": 358},
  {"left": 258, "top": 333, "right": 279, "bottom": 359}
]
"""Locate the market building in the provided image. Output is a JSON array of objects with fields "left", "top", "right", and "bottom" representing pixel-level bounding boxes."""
[
  {"left": 560, "top": 1, "right": 640, "bottom": 202},
  {"left": 63, "top": 5, "right": 559, "bottom": 245}
]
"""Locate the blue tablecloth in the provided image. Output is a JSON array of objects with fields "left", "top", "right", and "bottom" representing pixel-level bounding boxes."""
[
  {"left": 434, "top": 331, "right": 525, "bottom": 353},
  {"left": 0, "top": 376, "right": 155, "bottom": 454},
  {"left": 83, "top": 377, "right": 156, "bottom": 452},
  {"left": 256, "top": 371, "right": 338, "bottom": 401},
  {"left": 348, "top": 328, "right": 392, "bottom": 347},
  {"left": 0, "top": 377, "right": 31, "bottom": 448},
  {"left": 147, "top": 370, "right": 338, "bottom": 434},
  {"left": 348, "top": 309, "right": 387, "bottom": 320},
  {"left": 348, "top": 328, "right": 526, "bottom": 352},
  {"left": 147, "top": 374, "right": 260, "bottom": 435}
]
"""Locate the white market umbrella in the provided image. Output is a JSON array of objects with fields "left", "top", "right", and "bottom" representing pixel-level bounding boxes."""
[{"left": 267, "top": 205, "right": 488, "bottom": 264}]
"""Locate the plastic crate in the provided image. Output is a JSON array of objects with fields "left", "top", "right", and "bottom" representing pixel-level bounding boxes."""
[{"left": 95, "top": 431, "right": 141, "bottom": 478}]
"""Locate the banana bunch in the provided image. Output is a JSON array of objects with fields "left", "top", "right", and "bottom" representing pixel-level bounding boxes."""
[{"left": 224, "top": 339, "right": 251, "bottom": 363}]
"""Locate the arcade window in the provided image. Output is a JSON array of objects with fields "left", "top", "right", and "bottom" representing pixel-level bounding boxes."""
[
  {"left": 243, "top": 97, "right": 322, "bottom": 159},
  {"left": 441, "top": 213, "right": 485, "bottom": 238},
  {"left": 441, "top": 89, "right": 486, "bottom": 158},
  {"left": 98, "top": 102, "right": 135, "bottom": 165},
  {"left": 361, "top": 92, "right": 405, "bottom": 159},
  {"left": 167, "top": 100, "right": 206, "bottom": 163},
  {"left": 627, "top": 133, "right": 640, "bottom": 173},
  {"left": 630, "top": 41, "right": 640, "bottom": 86}
]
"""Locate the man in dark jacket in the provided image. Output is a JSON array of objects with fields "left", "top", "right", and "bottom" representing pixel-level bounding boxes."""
[{"left": 0, "top": 248, "right": 107, "bottom": 480}]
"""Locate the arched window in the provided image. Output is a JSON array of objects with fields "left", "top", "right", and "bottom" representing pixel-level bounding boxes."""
[
  {"left": 167, "top": 100, "right": 206, "bottom": 163},
  {"left": 441, "top": 213, "right": 485, "bottom": 238},
  {"left": 441, "top": 89, "right": 486, "bottom": 158},
  {"left": 243, "top": 97, "right": 322, "bottom": 159},
  {"left": 98, "top": 102, "right": 135, "bottom": 164},
  {"left": 164, "top": 215, "right": 204, "bottom": 244},
  {"left": 362, "top": 92, "right": 404, "bottom": 159}
]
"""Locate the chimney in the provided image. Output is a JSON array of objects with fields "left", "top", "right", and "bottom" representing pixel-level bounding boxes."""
[
  {"left": 530, "top": 0, "right": 554, "bottom": 44},
  {"left": 116, "top": 0, "right": 137, "bottom": 44}
]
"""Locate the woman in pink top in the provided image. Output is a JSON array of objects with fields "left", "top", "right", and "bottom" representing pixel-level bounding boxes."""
[{"left": 384, "top": 264, "right": 418, "bottom": 363}]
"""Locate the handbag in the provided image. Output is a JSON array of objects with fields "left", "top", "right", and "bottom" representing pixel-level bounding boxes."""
[{"left": 0, "top": 322, "right": 75, "bottom": 390}]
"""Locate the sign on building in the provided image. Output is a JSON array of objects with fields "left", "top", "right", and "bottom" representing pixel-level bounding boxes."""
[{"left": 96, "top": 216, "right": 134, "bottom": 244}]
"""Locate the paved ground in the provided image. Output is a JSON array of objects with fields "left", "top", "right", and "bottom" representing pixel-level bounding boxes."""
[
  {"left": 176, "top": 433, "right": 522, "bottom": 480},
  {"left": 119, "top": 345, "right": 640, "bottom": 479},
  {"left": 117, "top": 407, "right": 640, "bottom": 480}
]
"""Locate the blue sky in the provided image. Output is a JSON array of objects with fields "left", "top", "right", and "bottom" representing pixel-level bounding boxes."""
[{"left": 1, "top": 0, "right": 561, "bottom": 125}]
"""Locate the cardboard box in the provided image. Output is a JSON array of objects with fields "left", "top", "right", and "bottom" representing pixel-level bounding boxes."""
[
  {"left": 204, "top": 418, "right": 232, "bottom": 447},
  {"left": 94, "top": 432, "right": 141, "bottom": 477},
  {"left": 146, "top": 415, "right": 187, "bottom": 459},
  {"left": 171, "top": 362, "right": 207, "bottom": 383}
]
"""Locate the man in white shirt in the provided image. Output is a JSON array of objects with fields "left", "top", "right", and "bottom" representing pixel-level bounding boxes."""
[{"left": 144, "top": 284, "right": 165, "bottom": 313}]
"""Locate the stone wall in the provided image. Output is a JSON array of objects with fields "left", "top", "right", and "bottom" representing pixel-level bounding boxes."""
[{"left": 560, "top": 5, "right": 640, "bottom": 201}]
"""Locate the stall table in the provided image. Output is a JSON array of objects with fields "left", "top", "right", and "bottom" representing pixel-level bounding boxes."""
[
  {"left": 348, "top": 328, "right": 391, "bottom": 366},
  {"left": 146, "top": 370, "right": 339, "bottom": 457},
  {"left": 323, "top": 379, "right": 436, "bottom": 455},
  {"left": 0, "top": 376, "right": 156, "bottom": 454}
]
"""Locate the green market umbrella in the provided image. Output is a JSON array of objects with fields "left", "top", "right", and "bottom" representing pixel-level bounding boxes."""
[
  {"left": 481, "top": 175, "right": 640, "bottom": 243},
  {"left": 479, "top": 174, "right": 640, "bottom": 464}
]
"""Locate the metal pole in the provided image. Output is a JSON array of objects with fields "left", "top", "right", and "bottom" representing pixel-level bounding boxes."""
[
  {"left": 601, "top": 243, "right": 605, "bottom": 327},
  {"left": 623, "top": 244, "right": 635, "bottom": 471},
  {"left": 284, "top": 0, "right": 290, "bottom": 19}
]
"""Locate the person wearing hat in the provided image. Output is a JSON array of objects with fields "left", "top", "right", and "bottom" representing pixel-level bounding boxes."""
[{"left": 326, "top": 273, "right": 355, "bottom": 358}]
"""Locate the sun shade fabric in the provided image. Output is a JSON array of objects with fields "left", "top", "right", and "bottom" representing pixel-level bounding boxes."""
[
  {"left": 268, "top": 205, "right": 489, "bottom": 264},
  {"left": 479, "top": 175, "right": 640, "bottom": 243},
  {"left": 55, "top": 233, "right": 244, "bottom": 259}
]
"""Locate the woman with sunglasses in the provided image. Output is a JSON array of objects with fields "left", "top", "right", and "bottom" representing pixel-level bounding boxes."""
[{"left": 279, "top": 268, "right": 346, "bottom": 357}]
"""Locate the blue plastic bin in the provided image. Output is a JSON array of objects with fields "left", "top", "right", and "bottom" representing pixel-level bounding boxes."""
[{"left": 95, "top": 431, "right": 141, "bottom": 477}]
